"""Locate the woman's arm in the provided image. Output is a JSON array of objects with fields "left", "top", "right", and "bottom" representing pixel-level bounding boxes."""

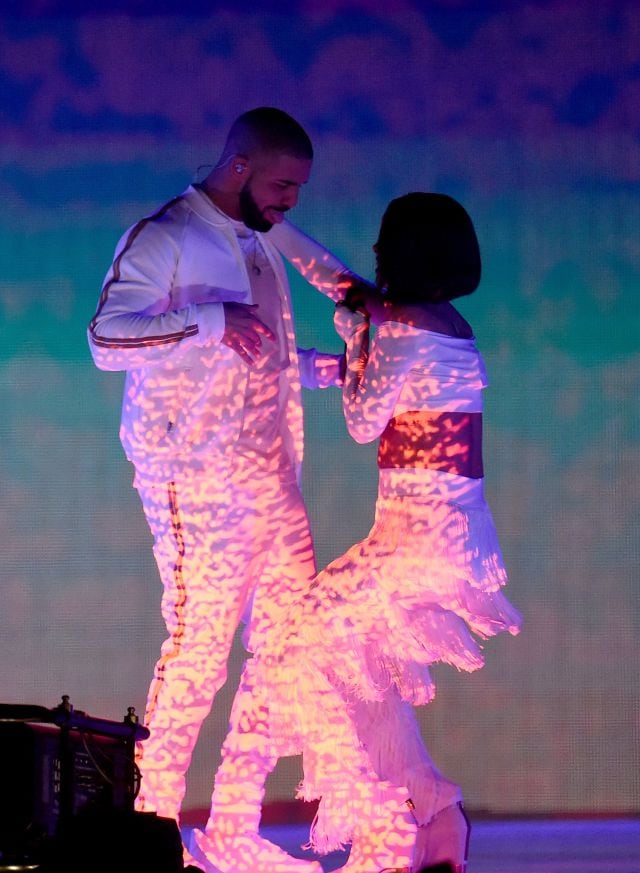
[{"left": 335, "top": 310, "right": 416, "bottom": 444}]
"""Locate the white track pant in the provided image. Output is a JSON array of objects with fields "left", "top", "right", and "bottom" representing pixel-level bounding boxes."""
[{"left": 134, "top": 466, "right": 316, "bottom": 823}]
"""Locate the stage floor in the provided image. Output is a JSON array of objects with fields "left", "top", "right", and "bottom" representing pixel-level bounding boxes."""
[{"left": 182, "top": 816, "right": 640, "bottom": 873}]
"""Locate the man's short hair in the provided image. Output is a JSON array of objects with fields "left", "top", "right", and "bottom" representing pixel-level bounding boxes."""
[{"left": 226, "top": 107, "right": 313, "bottom": 161}]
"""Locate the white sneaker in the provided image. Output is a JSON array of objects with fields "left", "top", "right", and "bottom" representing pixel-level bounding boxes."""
[
  {"left": 412, "top": 801, "right": 470, "bottom": 873},
  {"left": 193, "top": 828, "right": 324, "bottom": 873}
]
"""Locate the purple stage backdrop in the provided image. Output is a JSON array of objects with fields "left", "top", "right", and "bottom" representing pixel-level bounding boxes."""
[{"left": 1, "top": 1, "right": 639, "bottom": 816}]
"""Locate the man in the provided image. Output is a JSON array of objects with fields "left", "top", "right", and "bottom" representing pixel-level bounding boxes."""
[{"left": 88, "top": 107, "right": 348, "bottom": 873}]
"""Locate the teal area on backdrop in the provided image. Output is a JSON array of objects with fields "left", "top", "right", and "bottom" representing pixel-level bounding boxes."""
[{"left": 1, "top": 2, "right": 638, "bottom": 817}]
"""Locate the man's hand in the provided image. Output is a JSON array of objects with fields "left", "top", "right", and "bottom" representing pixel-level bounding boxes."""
[
  {"left": 343, "top": 281, "right": 370, "bottom": 314},
  {"left": 221, "top": 302, "right": 275, "bottom": 365},
  {"left": 343, "top": 280, "right": 388, "bottom": 326}
]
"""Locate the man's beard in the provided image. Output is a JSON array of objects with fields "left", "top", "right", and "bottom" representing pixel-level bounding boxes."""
[{"left": 239, "top": 182, "right": 279, "bottom": 232}]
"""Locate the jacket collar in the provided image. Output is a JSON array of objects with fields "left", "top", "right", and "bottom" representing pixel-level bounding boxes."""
[
  {"left": 184, "top": 183, "right": 238, "bottom": 228},
  {"left": 184, "top": 185, "right": 285, "bottom": 261}
]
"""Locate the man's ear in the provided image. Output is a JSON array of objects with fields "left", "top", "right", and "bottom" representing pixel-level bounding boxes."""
[{"left": 231, "top": 155, "right": 249, "bottom": 177}]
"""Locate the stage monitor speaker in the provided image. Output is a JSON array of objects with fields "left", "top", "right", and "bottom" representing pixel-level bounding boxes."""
[
  {"left": 417, "top": 864, "right": 455, "bottom": 873},
  {"left": 0, "top": 698, "right": 150, "bottom": 871},
  {"left": 38, "top": 808, "right": 184, "bottom": 873}
]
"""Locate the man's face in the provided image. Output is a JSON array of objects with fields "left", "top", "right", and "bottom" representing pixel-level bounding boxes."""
[{"left": 239, "top": 153, "right": 312, "bottom": 231}]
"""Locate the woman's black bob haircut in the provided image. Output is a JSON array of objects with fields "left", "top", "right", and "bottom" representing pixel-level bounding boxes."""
[{"left": 376, "top": 192, "right": 481, "bottom": 303}]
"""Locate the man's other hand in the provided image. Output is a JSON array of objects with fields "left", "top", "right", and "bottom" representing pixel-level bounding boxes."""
[{"left": 222, "top": 302, "right": 275, "bottom": 365}]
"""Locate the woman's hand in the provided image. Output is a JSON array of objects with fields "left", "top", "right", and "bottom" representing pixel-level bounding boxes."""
[{"left": 334, "top": 301, "right": 369, "bottom": 341}]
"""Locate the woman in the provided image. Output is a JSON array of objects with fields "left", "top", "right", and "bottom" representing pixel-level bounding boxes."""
[{"left": 260, "top": 193, "right": 523, "bottom": 873}]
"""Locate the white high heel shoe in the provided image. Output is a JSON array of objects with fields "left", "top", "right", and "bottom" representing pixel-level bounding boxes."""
[{"left": 411, "top": 801, "right": 470, "bottom": 873}]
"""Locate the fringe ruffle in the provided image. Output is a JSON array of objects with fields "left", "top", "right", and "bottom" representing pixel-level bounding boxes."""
[{"left": 255, "top": 472, "right": 522, "bottom": 852}]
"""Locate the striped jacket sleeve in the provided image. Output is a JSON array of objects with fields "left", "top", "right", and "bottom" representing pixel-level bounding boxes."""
[{"left": 87, "top": 199, "right": 224, "bottom": 371}]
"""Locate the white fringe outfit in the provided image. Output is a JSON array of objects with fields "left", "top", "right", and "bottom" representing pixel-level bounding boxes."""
[{"left": 261, "top": 224, "right": 523, "bottom": 854}]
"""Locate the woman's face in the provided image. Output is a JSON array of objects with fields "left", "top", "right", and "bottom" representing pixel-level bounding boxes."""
[
  {"left": 374, "top": 205, "right": 402, "bottom": 289},
  {"left": 374, "top": 210, "right": 394, "bottom": 289},
  {"left": 373, "top": 240, "right": 383, "bottom": 288}
]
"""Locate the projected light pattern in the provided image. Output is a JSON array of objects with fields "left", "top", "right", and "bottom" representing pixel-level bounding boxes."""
[
  {"left": 1, "top": 0, "right": 638, "bottom": 820},
  {"left": 378, "top": 410, "right": 484, "bottom": 478}
]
